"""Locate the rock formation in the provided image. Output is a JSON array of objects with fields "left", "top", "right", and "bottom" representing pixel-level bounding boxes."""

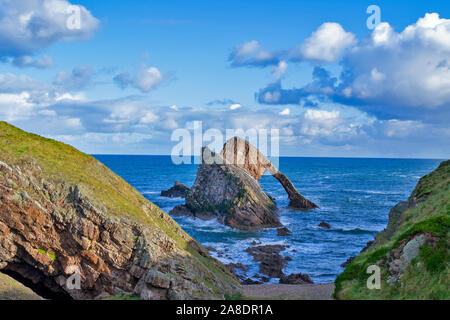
[
  {"left": 279, "top": 273, "right": 314, "bottom": 285},
  {"left": 245, "top": 245, "right": 290, "bottom": 278},
  {"left": 161, "top": 182, "right": 190, "bottom": 198},
  {"left": 170, "top": 137, "right": 317, "bottom": 230},
  {"left": 171, "top": 147, "right": 281, "bottom": 230},
  {"left": 221, "top": 137, "right": 318, "bottom": 210},
  {"left": 0, "top": 122, "right": 240, "bottom": 300},
  {"left": 277, "top": 227, "right": 292, "bottom": 236},
  {"left": 318, "top": 222, "right": 331, "bottom": 229}
]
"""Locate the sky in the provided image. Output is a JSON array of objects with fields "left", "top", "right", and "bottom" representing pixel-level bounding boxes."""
[{"left": 0, "top": 0, "right": 449, "bottom": 158}]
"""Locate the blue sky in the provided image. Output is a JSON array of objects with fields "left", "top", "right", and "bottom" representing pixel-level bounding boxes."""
[{"left": 0, "top": 0, "right": 449, "bottom": 158}]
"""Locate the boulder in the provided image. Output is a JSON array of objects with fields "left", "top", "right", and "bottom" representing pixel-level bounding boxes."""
[
  {"left": 246, "top": 245, "right": 290, "bottom": 278},
  {"left": 242, "top": 278, "right": 262, "bottom": 285},
  {"left": 277, "top": 227, "right": 292, "bottom": 236},
  {"left": 318, "top": 222, "right": 331, "bottom": 229},
  {"left": 160, "top": 182, "right": 190, "bottom": 198},
  {"left": 225, "top": 263, "right": 248, "bottom": 281},
  {"left": 279, "top": 273, "right": 314, "bottom": 285}
]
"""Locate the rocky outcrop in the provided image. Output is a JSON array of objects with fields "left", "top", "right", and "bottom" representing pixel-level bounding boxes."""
[
  {"left": 224, "top": 263, "right": 248, "bottom": 282},
  {"left": 280, "top": 273, "right": 314, "bottom": 285},
  {"left": 170, "top": 137, "right": 317, "bottom": 230},
  {"left": 161, "top": 182, "right": 190, "bottom": 198},
  {"left": 385, "top": 233, "right": 438, "bottom": 285},
  {"left": 221, "top": 137, "right": 318, "bottom": 210},
  {"left": 277, "top": 227, "right": 292, "bottom": 236},
  {"left": 0, "top": 122, "right": 240, "bottom": 300},
  {"left": 245, "top": 245, "right": 290, "bottom": 278},
  {"left": 170, "top": 148, "right": 281, "bottom": 230}
]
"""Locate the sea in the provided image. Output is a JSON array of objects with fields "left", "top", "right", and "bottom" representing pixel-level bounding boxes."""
[{"left": 93, "top": 155, "right": 443, "bottom": 284}]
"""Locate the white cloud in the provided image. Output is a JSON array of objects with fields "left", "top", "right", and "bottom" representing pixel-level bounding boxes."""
[
  {"left": 300, "top": 109, "right": 342, "bottom": 136},
  {"left": 272, "top": 60, "right": 288, "bottom": 80},
  {"left": 12, "top": 55, "right": 54, "bottom": 69},
  {"left": 379, "top": 119, "right": 424, "bottom": 138},
  {"left": 279, "top": 108, "right": 290, "bottom": 115},
  {"left": 229, "top": 40, "right": 280, "bottom": 66},
  {"left": 340, "top": 13, "right": 450, "bottom": 109},
  {"left": 229, "top": 103, "right": 242, "bottom": 110},
  {"left": 140, "top": 111, "right": 159, "bottom": 124},
  {"left": 0, "top": 0, "right": 99, "bottom": 59},
  {"left": 53, "top": 66, "right": 95, "bottom": 91},
  {"left": 134, "top": 66, "right": 165, "bottom": 92},
  {"left": 297, "top": 22, "right": 356, "bottom": 62},
  {"left": 256, "top": 13, "right": 450, "bottom": 123},
  {"left": 38, "top": 109, "right": 57, "bottom": 116},
  {"left": 114, "top": 64, "right": 167, "bottom": 93}
]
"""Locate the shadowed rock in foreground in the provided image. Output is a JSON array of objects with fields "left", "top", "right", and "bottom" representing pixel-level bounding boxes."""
[{"left": 161, "top": 182, "right": 190, "bottom": 198}]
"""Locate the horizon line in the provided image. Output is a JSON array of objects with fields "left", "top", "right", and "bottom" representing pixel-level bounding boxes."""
[{"left": 91, "top": 154, "right": 447, "bottom": 161}]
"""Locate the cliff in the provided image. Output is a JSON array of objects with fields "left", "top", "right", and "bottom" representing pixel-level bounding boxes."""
[
  {"left": 0, "top": 122, "right": 240, "bottom": 300},
  {"left": 334, "top": 160, "right": 449, "bottom": 300}
]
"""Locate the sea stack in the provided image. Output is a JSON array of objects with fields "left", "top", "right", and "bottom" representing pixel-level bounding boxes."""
[
  {"left": 170, "top": 137, "right": 317, "bottom": 230},
  {"left": 171, "top": 147, "right": 281, "bottom": 230}
]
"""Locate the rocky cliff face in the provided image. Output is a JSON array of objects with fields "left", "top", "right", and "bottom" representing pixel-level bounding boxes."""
[
  {"left": 334, "top": 160, "right": 449, "bottom": 300},
  {"left": 0, "top": 122, "right": 240, "bottom": 300},
  {"left": 171, "top": 148, "right": 281, "bottom": 230}
]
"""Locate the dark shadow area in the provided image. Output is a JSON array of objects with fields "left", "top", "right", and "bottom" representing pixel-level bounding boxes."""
[{"left": 1, "top": 267, "right": 72, "bottom": 301}]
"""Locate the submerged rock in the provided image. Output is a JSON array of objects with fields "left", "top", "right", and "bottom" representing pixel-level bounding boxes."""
[
  {"left": 277, "top": 227, "right": 292, "bottom": 236},
  {"left": 242, "top": 278, "right": 262, "bottom": 285},
  {"left": 246, "top": 245, "right": 290, "bottom": 278},
  {"left": 318, "top": 222, "right": 331, "bottom": 229},
  {"left": 160, "top": 182, "right": 190, "bottom": 198}
]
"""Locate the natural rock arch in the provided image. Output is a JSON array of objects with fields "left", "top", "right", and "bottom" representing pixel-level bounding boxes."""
[{"left": 220, "top": 137, "right": 318, "bottom": 210}]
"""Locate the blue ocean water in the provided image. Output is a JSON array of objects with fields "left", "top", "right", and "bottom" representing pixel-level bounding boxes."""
[{"left": 94, "top": 155, "right": 443, "bottom": 283}]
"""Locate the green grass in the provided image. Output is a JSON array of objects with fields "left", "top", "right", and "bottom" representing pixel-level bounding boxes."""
[
  {"left": 225, "top": 293, "right": 244, "bottom": 300},
  {"left": 102, "top": 293, "right": 140, "bottom": 300},
  {"left": 334, "top": 160, "right": 450, "bottom": 300},
  {"left": 36, "top": 249, "right": 56, "bottom": 261},
  {"left": 0, "top": 272, "right": 43, "bottom": 300}
]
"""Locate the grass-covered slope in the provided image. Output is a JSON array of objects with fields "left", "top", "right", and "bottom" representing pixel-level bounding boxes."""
[
  {"left": 0, "top": 121, "right": 239, "bottom": 298},
  {"left": 334, "top": 160, "right": 449, "bottom": 300},
  {"left": 0, "top": 272, "right": 42, "bottom": 300}
]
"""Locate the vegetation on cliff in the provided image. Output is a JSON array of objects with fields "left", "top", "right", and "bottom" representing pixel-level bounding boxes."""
[
  {"left": 334, "top": 160, "right": 449, "bottom": 300},
  {"left": 0, "top": 122, "right": 239, "bottom": 300}
]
